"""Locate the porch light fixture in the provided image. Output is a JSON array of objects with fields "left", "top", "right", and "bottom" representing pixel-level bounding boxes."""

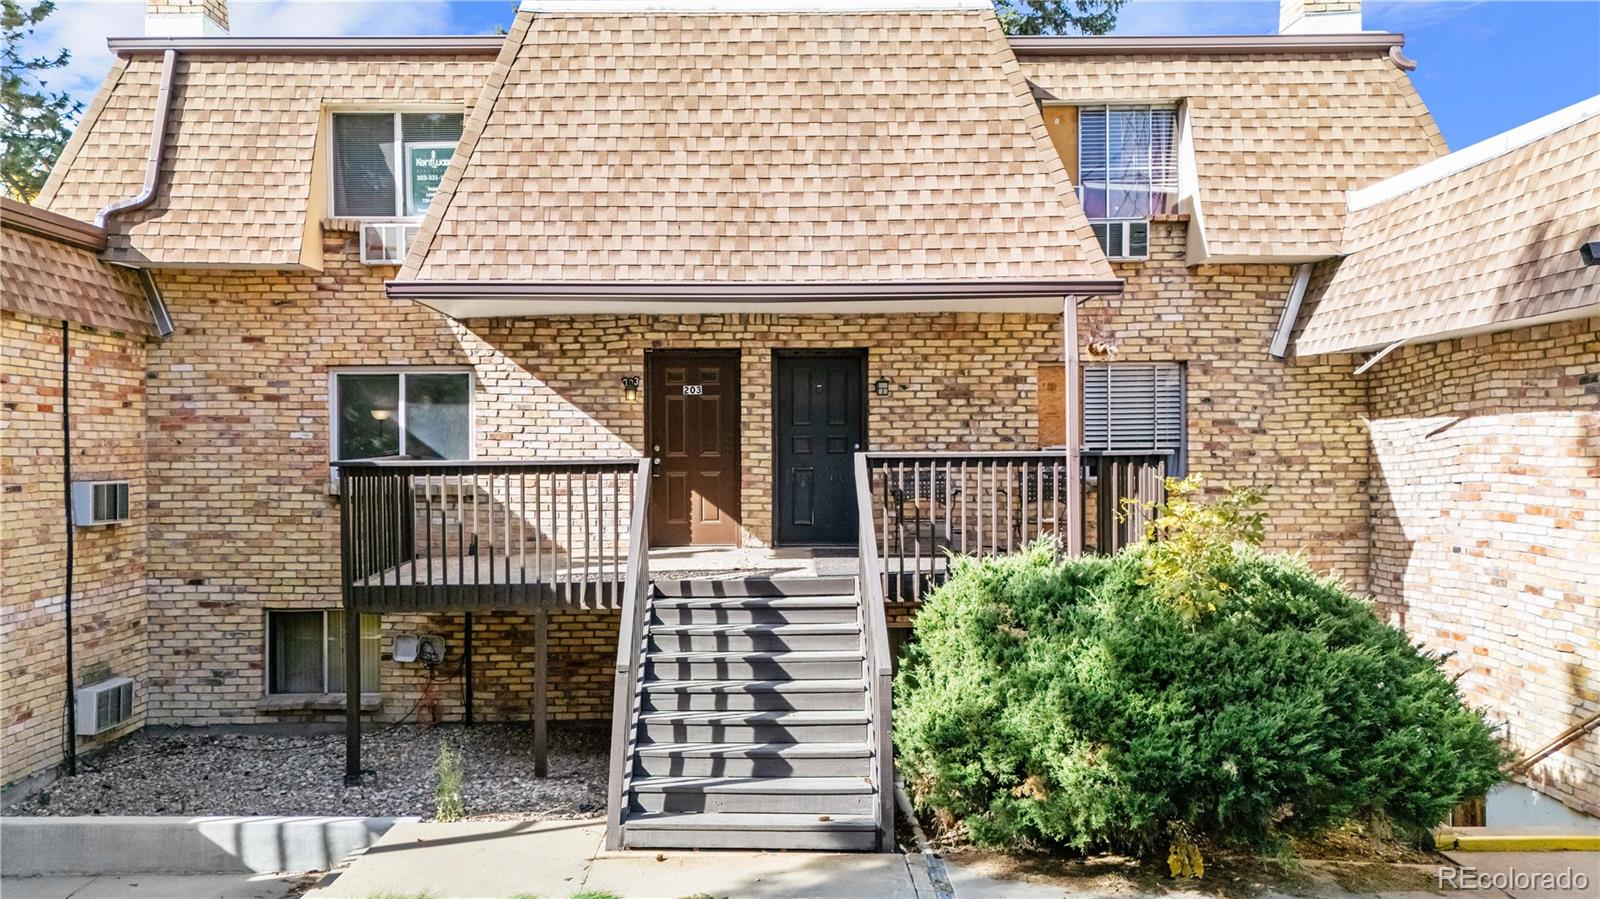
[
  {"left": 621, "top": 376, "right": 640, "bottom": 402},
  {"left": 874, "top": 376, "right": 892, "bottom": 397},
  {"left": 1581, "top": 241, "right": 1599, "bottom": 266}
]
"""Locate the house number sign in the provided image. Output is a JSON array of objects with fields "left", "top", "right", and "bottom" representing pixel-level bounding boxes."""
[{"left": 682, "top": 385, "right": 704, "bottom": 395}]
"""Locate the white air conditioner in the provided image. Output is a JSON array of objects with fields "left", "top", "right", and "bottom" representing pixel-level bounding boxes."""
[
  {"left": 359, "top": 221, "right": 421, "bottom": 266},
  {"left": 1091, "top": 221, "right": 1150, "bottom": 260},
  {"left": 71, "top": 480, "right": 130, "bottom": 526},
  {"left": 76, "top": 676, "right": 135, "bottom": 735}
]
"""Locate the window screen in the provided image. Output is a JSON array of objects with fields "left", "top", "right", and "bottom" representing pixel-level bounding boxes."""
[
  {"left": 268, "top": 611, "right": 380, "bottom": 694},
  {"left": 332, "top": 113, "right": 398, "bottom": 217},
  {"left": 1078, "top": 105, "right": 1178, "bottom": 224},
  {"left": 1083, "top": 364, "right": 1183, "bottom": 454}
]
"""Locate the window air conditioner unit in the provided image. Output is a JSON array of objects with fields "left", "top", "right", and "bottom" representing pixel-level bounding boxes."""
[
  {"left": 360, "top": 221, "right": 421, "bottom": 266},
  {"left": 76, "top": 676, "right": 135, "bottom": 735},
  {"left": 1091, "top": 221, "right": 1150, "bottom": 260},
  {"left": 71, "top": 480, "right": 130, "bottom": 526}
]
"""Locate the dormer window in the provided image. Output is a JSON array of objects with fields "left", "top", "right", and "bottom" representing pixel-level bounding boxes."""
[
  {"left": 1043, "top": 103, "right": 1178, "bottom": 260},
  {"left": 331, "top": 111, "right": 464, "bottom": 219}
]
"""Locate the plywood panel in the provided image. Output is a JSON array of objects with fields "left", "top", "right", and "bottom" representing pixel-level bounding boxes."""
[
  {"left": 1042, "top": 104, "right": 1079, "bottom": 183},
  {"left": 1038, "top": 363, "right": 1066, "bottom": 447}
]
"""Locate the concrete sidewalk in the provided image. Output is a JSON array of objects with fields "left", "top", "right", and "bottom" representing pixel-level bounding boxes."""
[
  {"left": 0, "top": 873, "right": 308, "bottom": 898},
  {"left": 308, "top": 817, "right": 931, "bottom": 899}
]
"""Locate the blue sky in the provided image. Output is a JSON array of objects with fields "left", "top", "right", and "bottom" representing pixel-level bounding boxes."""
[{"left": 33, "top": 0, "right": 1600, "bottom": 150}]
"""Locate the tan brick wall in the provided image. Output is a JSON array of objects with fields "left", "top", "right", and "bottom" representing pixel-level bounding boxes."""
[
  {"left": 2, "top": 311, "right": 150, "bottom": 788},
  {"left": 1366, "top": 317, "right": 1600, "bottom": 816},
  {"left": 1080, "top": 219, "right": 1372, "bottom": 588},
  {"left": 138, "top": 228, "right": 1065, "bottom": 727}
]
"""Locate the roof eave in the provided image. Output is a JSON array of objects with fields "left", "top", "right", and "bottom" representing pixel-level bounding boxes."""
[
  {"left": 1008, "top": 33, "right": 1405, "bottom": 56},
  {"left": 386, "top": 279, "right": 1124, "bottom": 303},
  {"left": 0, "top": 197, "right": 108, "bottom": 252},
  {"left": 106, "top": 35, "right": 506, "bottom": 55}
]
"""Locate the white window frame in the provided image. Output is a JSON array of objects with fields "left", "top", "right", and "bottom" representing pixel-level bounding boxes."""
[
  {"left": 326, "top": 106, "right": 464, "bottom": 221},
  {"left": 263, "top": 609, "right": 381, "bottom": 696},
  {"left": 328, "top": 366, "right": 477, "bottom": 464},
  {"left": 1073, "top": 102, "right": 1179, "bottom": 259}
]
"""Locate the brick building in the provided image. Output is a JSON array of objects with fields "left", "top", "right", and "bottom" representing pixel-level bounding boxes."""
[{"left": 2, "top": 0, "right": 1595, "bottom": 844}]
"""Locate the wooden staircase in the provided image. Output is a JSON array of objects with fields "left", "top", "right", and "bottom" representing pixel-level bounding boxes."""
[{"left": 612, "top": 576, "right": 889, "bottom": 851}]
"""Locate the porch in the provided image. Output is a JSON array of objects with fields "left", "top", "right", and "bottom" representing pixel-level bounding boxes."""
[{"left": 334, "top": 450, "right": 1168, "bottom": 850}]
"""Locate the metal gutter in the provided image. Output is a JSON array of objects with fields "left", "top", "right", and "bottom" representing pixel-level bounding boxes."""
[
  {"left": 108, "top": 35, "right": 505, "bottom": 55},
  {"left": 0, "top": 197, "right": 107, "bottom": 252},
  {"left": 94, "top": 49, "right": 176, "bottom": 229},
  {"left": 1269, "top": 263, "right": 1314, "bottom": 359},
  {"left": 385, "top": 279, "right": 1125, "bottom": 302},
  {"left": 1008, "top": 33, "right": 1405, "bottom": 56}
]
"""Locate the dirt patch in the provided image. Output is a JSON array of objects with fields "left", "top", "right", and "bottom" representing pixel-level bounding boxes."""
[{"left": 6, "top": 723, "right": 605, "bottom": 820}]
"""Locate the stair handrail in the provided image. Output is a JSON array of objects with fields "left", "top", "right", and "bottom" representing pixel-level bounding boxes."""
[
  {"left": 605, "top": 457, "right": 653, "bottom": 850},
  {"left": 855, "top": 452, "right": 896, "bottom": 851}
]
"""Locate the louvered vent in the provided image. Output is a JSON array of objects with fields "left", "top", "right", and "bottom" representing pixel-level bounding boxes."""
[
  {"left": 71, "top": 480, "right": 130, "bottom": 526},
  {"left": 76, "top": 677, "right": 135, "bottom": 735},
  {"left": 1083, "top": 364, "right": 1183, "bottom": 453}
]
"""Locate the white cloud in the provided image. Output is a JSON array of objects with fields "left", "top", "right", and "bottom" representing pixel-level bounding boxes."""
[{"left": 23, "top": 0, "right": 464, "bottom": 114}]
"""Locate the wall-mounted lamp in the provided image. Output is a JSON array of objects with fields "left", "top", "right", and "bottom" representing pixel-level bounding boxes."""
[
  {"left": 1581, "top": 241, "right": 1599, "bottom": 266},
  {"left": 873, "top": 376, "right": 892, "bottom": 397},
  {"left": 621, "top": 376, "right": 641, "bottom": 402}
]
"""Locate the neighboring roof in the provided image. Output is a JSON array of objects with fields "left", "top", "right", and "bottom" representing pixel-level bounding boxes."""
[
  {"left": 36, "top": 51, "right": 496, "bottom": 268},
  {"left": 396, "top": 6, "right": 1116, "bottom": 293},
  {"left": 1, "top": 198, "right": 154, "bottom": 335},
  {"left": 1295, "top": 96, "right": 1600, "bottom": 356},
  {"left": 1016, "top": 42, "right": 1447, "bottom": 262}
]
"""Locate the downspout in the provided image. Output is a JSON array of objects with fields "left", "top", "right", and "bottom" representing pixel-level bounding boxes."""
[
  {"left": 94, "top": 49, "right": 177, "bottom": 229},
  {"left": 61, "top": 321, "right": 77, "bottom": 776}
]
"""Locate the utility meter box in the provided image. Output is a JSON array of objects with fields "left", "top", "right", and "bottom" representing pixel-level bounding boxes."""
[{"left": 393, "top": 634, "right": 446, "bottom": 665}]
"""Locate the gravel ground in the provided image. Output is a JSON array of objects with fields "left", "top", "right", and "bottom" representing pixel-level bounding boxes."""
[{"left": 7, "top": 723, "right": 606, "bottom": 820}]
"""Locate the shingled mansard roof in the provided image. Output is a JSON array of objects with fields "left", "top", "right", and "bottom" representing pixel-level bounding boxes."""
[
  {"left": 37, "top": 51, "right": 496, "bottom": 268},
  {"left": 1, "top": 197, "right": 155, "bottom": 336},
  {"left": 394, "top": 2, "right": 1117, "bottom": 300},
  {"left": 1295, "top": 95, "right": 1600, "bottom": 356},
  {"left": 1016, "top": 39, "right": 1447, "bottom": 263}
]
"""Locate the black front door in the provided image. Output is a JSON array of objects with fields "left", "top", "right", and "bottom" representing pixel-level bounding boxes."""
[{"left": 774, "top": 351, "right": 865, "bottom": 545}]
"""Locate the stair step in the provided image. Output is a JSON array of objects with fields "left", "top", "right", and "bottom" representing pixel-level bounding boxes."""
[
  {"left": 645, "top": 650, "right": 863, "bottom": 681},
  {"left": 648, "top": 623, "right": 862, "bottom": 653},
  {"left": 638, "top": 709, "right": 868, "bottom": 744},
  {"left": 641, "top": 678, "right": 864, "bottom": 712},
  {"left": 628, "top": 775, "right": 875, "bottom": 815},
  {"left": 632, "top": 741, "right": 872, "bottom": 777},
  {"left": 622, "top": 811, "right": 879, "bottom": 851},
  {"left": 652, "top": 577, "right": 858, "bottom": 598},
  {"left": 651, "top": 596, "right": 858, "bottom": 625}
]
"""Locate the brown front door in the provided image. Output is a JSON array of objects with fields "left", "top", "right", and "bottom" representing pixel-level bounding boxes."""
[{"left": 647, "top": 350, "right": 741, "bottom": 546}]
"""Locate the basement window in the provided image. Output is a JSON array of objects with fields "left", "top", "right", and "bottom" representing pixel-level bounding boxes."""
[
  {"left": 331, "top": 369, "right": 473, "bottom": 462},
  {"left": 267, "top": 610, "right": 381, "bottom": 695},
  {"left": 331, "top": 111, "right": 464, "bottom": 219}
]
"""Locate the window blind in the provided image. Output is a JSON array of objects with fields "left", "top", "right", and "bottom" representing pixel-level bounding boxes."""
[
  {"left": 1083, "top": 363, "right": 1183, "bottom": 453},
  {"left": 332, "top": 113, "right": 398, "bottom": 217}
]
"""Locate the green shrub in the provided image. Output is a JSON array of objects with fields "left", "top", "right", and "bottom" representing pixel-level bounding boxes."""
[
  {"left": 434, "top": 743, "right": 465, "bottom": 822},
  {"left": 894, "top": 488, "right": 1505, "bottom": 857}
]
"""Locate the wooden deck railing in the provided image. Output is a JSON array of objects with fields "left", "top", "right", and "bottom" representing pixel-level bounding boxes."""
[
  {"left": 853, "top": 453, "right": 896, "bottom": 851},
  {"left": 863, "top": 450, "right": 1170, "bottom": 601},
  {"left": 336, "top": 458, "right": 645, "bottom": 610}
]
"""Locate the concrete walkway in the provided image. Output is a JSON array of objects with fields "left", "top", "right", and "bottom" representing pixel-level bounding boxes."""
[
  {"left": 0, "top": 873, "right": 307, "bottom": 898},
  {"left": 308, "top": 817, "right": 931, "bottom": 899}
]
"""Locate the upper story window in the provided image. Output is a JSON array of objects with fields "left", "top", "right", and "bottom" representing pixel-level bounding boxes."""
[
  {"left": 1045, "top": 103, "right": 1177, "bottom": 259},
  {"left": 332, "top": 369, "right": 472, "bottom": 462},
  {"left": 331, "top": 112, "right": 464, "bottom": 219}
]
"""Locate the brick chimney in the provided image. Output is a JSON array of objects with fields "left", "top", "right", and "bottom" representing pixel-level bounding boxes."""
[
  {"left": 146, "top": 0, "right": 228, "bottom": 36},
  {"left": 1280, "top": 0, "right": 1362, "bottom": 34}
]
